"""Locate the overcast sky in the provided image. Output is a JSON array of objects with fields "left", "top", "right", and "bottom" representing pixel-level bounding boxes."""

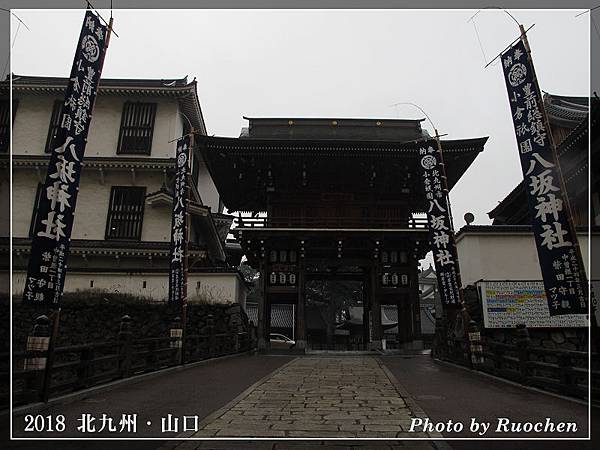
[{"left": 11, "top": 8, "right": 590, "bottom": 232}]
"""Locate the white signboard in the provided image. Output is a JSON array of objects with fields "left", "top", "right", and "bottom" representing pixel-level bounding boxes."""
[{"left": 478, "top": 280, "right": 588, "bottom": 329}]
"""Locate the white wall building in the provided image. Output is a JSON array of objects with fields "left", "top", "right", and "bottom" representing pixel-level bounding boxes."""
[
  {"left": 2, "top": 75, "right": 247, "bottom": 305},
  {"left": 455, "top": 226, "right": 597, "bottom": 287}
]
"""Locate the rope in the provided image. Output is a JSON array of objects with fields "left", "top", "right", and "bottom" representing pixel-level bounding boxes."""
[{"left": 471, "top": 16, "right": 488, "bottom": 66}]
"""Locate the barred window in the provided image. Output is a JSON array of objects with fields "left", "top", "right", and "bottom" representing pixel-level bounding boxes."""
[
  {"left": 105, "top": 186, "right": 146, "bottom": 240},
  {"left": 0, "top": 99, "right": 17, "bottom": 153},
  {"left": 29, "top": 183, "right": 44, "bottom": 237},
  {"left": 45, "top": 100, "right": 63, "bottom": 153},
  {"left": 117, "top": 102, "right": 157, "bottom": 155}
]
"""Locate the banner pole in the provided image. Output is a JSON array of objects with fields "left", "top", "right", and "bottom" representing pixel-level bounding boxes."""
[
  {"left": 519, "top": 24, "right": 589, "bottom": 316},
  {"left": 40, "top": 308, "right": 60, "bottom": 402},
  {"left": 181, "top": 129, "right": 194, "bottom": 363},
  {"left": 433, "top": 130, "right": 466, "bottom": 308}
]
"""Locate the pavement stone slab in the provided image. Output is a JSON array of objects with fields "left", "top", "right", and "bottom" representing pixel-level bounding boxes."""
[{"left": 176, "top": 356, "right": 438, "bottom": 442}]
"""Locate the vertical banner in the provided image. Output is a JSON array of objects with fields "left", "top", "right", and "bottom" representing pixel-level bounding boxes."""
[
  {"left": 501, "top": 38, "right": 587, "bottom": 315},
  {"left": 23, "top": 11, "right": 109, "bottom": 307},
  {"left": 168, "top": 136, "right": 190, "bottom": 305},
  {"left": 418, "top": 143, "right": 462, "bottom": 307}
]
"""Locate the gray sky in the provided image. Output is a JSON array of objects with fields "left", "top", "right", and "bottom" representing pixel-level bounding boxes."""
[{"left": 11, "top": 9, "right": 590, "bottom": 230}]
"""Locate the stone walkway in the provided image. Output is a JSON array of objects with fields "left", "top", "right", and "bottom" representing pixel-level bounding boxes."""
[{"left": 183, "top": 356, "right": 436, "bottom": 440}]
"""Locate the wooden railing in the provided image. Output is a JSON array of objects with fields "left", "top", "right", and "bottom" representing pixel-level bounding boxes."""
[
  {"left": 234, "top": 215, "right": 429, "bottom": 229},
  {"left": 442, "top": 331, "right": 598, "bottom": 401},
  {"left": 479, "top": 339, "right": 594, "bottom": 399},
  {"left": 6, "top": 317, "right": 254, "bottom": 407}
]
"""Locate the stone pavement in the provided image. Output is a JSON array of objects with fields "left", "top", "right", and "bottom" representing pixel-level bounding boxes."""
[{"left": 176, "top": 356, "right": 437, "bottom": 441}]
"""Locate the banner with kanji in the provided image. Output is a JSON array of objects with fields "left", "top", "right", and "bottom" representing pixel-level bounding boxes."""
[
  {"left": 23, "top": 10, "right": 109, "bottom": 307},
  {"left": 418, "top": 143, "right": 462, "bottom": 307},
  {"left": 501, "top": 38, "right": 587, "bottom": 315},
  {"left": 168, "top": 136, "right": 190, "bottom": 305}
]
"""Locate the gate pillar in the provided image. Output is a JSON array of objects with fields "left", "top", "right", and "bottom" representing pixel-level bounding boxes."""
[
  {"left": 257, "top": 262, "right": 270, "bottom": 351},
  {"left": 370, "top": 265, "right": 382, "bottom": 349},
  {"left": 295, "top": 260, "right": 306, "bottom": 350}
]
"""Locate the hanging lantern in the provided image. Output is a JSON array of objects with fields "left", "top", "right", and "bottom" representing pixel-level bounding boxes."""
[
  {"left": 381, "top": 251, "right": 389, "bottom": 263},
  {"left": 401, "top": 274, "right": 409, "bottom": 286},
  {"left": 279, "top": 250, "right": 287, "bottom": 263},
  {"left": 279, "top": 272, "right": 287, "bottom": 284},
  {"left": 289, "top": 273, "right": 297, "bottom": 285},
  {"left": 381, "top": 273, "right": 389, "bottom": 286},
  {"left": 269, "top": 272, "right": 277, "bottom": 285},
  {"left": 390, "top": 251, "right": 398, "bottom": 263},
  {"left": 391, "top": 273, "right": 399, "bottom": 286},
  {"left": 269, "top": 250, "right": 277, "bottom": 263}
]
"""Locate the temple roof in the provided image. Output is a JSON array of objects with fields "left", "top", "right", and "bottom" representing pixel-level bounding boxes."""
[
  {"left": 240, "top": 117, "right": 427, "bottom": 141},
  {"left": 196, "top": 134, "right": 488, "bottom": 212},
  {"left": 543, "top": 93, "right": 588, "bottom": 128}
]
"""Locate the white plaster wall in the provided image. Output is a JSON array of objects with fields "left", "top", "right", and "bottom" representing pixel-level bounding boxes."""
[
  {"left": 456, "top": 232, "right": 593, "bottom": 286},
  {"left": 189, "top": 273, "right": 239, "bottom": 303},
  {"left": 12, "top": 96, "right": 56, "bottom": 155},
  {"left": 12, "top": 270, "right": 246, "bottom": 304},
  {"left": 12, "top": 94, "right": 182, "bottom": 158},
  {"left": 11, "top": 169, "right": 170, "bottom": 241},
  {"left": 197, "top": 161, "right": 220, "bottom": 212}
]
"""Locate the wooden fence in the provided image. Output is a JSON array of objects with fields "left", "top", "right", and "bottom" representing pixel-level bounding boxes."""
[
  {"left": 4, "top": 314, "right": 254, "bottom": 407},
  {"left": 442, "top": 326, "right": 599, "bottom": 402}
]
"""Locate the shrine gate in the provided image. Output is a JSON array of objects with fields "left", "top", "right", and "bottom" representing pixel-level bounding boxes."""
[{"left": 197, "top": 118, "right": 487, "bottom": 352}]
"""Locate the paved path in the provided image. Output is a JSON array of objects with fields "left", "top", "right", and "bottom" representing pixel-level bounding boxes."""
[
  {"left": 6, "top": 354, "right": 293, "bottom": 444},
  {"left": 178, "top": 356, "right": 438, "bottom": 441},
  {"left": 382, "top": 354, "right": 590, "bottom": 440},
  {"left": 3, "top": 353, "right": 597, "bottom": 449}
]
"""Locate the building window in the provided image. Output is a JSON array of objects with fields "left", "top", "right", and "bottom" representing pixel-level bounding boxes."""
[
  {"left": 0, "top": 99, "right": 18, "bottom": 153},
  {"left": 45, "top": 100, "right": 63, "bottom": 154},
  {"left": 117, "top": 102, "right": 157, "bottom": 155},
  {"left": 105, "top": 186, "right": 146, "bottom": 240},
  {"left": 29, "top": 183, "right": 44, "bottom": 237}
]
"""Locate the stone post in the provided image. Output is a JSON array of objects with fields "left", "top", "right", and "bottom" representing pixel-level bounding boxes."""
[
  {"left": 467, "top": 320, "right": 484, "bottom": 370},
  {"left": 24, "top": 315, "right": 50, "bottom": 403},
  {"left": 170, "top": 316, "right": 183, "bottom": 365},
  {"left": 118, "top": 315, "right": 133, "bottom": 379}
]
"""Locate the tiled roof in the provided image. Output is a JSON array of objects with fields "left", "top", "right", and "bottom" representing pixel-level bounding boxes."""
[
  {"left": 8, "top": 74, "right": 207, "bottom": 135},
  {"left": 10, "top": 75, "right": 190, "bottom": 88},
  {"left": 543, "top": 94, "right": 588, "bottom": 126}
]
